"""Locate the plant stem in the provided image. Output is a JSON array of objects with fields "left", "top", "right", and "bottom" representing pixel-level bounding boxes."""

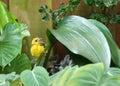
[
  {"left": 36, "top": 42, "right": 52, "bottom": 67},
  {"left": 36, "top": 52, "right": 44, "bottom": 66},
  {"left": 43, "top": 43, "right": 52, "bottom": 68}
]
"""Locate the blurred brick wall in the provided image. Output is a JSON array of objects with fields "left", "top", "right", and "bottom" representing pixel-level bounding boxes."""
[{"left": 2, "top": 0, "right": 9, "bottom": 8}]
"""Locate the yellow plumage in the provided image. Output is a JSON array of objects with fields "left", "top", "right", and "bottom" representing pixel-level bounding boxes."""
[{"left": 31, "top": 37, "right": 45, "bottom": 58}]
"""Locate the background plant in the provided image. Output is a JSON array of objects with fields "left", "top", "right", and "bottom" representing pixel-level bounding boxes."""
[
  {"left": 38, "top": 0, "right": 120, "bottom": 85},
  {"left": 0, "top": 0, "right": 120, "bottom": 86},
  {"left": 0, "top": 1, "right": 31, "bottom": 85},
  {"left": 39, "top": 0, "right": 120, "bottom": 25},
  {"left": 84, "top": 0, "right": 120, "bottom": 24}
]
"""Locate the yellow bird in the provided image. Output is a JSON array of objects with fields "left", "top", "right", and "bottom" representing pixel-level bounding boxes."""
[{"left": 31, "top": 37, "right": 45, "bottom": 58}]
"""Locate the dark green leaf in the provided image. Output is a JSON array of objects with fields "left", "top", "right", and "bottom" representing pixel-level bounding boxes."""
[
  {"left": 0, "top": 54, "right": 31, "bottom": 74},
  {"left": 10, "top": 54, "right": 31, "bottom": 74},
  {"left": 60, "top": 3, "right": 66, "bottom": 9},
  {"left": 110, "top": 14, "right": 120, "bottom": 24},
  {"left": 46, "top": 29, "right": 57, "bottom": 45},
  {"left": 89, "top": 13, "right": 108, "bottom": 23},
  {"left": 42, "top": 13, "right": 50, "bottom": 22},
  {"left": 83, "top": 0, "right": 105, "bottom": 9},
  {"left": 69, "top": 52, "right": 92, "bottom": 66},
  {"left": 39, "top": 5, "right": 48, "bottom": 13},
  {"left": 83, "top": 0, "right": 95, "bottom": 6}
]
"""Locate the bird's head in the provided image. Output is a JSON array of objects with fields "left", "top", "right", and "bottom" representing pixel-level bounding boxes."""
[{"left": 31, "top": 37, "right": 43, "bottom": 45}]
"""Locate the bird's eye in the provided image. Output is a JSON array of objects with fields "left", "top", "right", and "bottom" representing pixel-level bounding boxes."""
[{"left": 35, "top": 40, "right": 38, "bottom": 42}]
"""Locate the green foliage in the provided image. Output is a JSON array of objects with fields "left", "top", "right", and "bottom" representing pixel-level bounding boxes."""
[
  {"left": 19, "top": 23, "right": 30, "bottom": 39},
  {"left": 0, "top": 54, "right": 31, "bottom": 74},
  {"left": 0, "top": 1, "right": 30, "bottom": 37},
  {"left": 39, "top": 0, "right": 120, "bottom": 24},
  {"left": 103, "top": 0, "right": 120, "bottom": 8},
  {"left": 39, "top": 0, "right": 80, "bottom": 25},
  {"left": 46, "top": 16, "right": 120, "bottom": 85},
  {"left": 1, "top": 0, "right": 120, "bottom": 86},
  {"left": 110, "top": 14, "right": 120, "bottom": 23},
  {"left": 0, "top": 72, "right": 19, "bottom": 86},
  {"left": 83, "top": 0, "right": 120, "bottom": 24},
  {"left": 20, "top": 66, "right": 49, "bottom": 86},
  {"left": 0, "top": 1, "right": 31, "bottom": 85},
  {"left": 0, "top": 23, "right": 22, "bottom": 67},
  {"left": 89, "top": 13, "right": 108, "bottom": 23},
  {"left": 0, "top": 1, "right": 17, "bottom": 33},
  {"left": 48, "top": 15, "right": 111, "bottom": 69},
  {"left": 89, "top": 19, "right": 120, "bottom": 67},
  {"left": 84, "top": 0, "right": 105, "bottom": 9},
  {"left": 19, "top": 0, "right": 120, "bottom": 85},
  {"left": 84, "top": 0, "right": 120, "bottom": 8},
  {"left": 0, "top": 1, "right": 30, "bottom": 68},
  {"left": 50, "top": 63, "right": 120, "bottom": 86}
]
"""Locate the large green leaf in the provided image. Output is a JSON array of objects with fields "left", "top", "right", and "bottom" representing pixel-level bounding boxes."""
[
  {"left": 0, "top": 1, "right": 16, "bottom": 31},
  {"left": 50, "top": 63, "right": 120, "bottom": 86},
  {"left": 89, "top": 19, "right": 120, "bottom": 67},
  {"left": 8, "top": 54, "right": 31, "bottom": 74},
  {"left": 51, "top": 66, "right": 79, "bottom": 86},
  {"left": 0, "top": 23, "right": 22, "bottom": 67},
  {"left": 0, "top": 1, "right": 30, "bottom": 39},
  {"left": 100, "top": 67, "right": 120, "bottom": 86},
  {"left": 20, "top": 66, "right": 49, "bottom": 86},
  {"left": 0, "top": 54, "right": 31, "bottom": 74},
  {"left": 66, "top": 63, "right": 104, "bottom": 86},
  {"left": 49, "top": 15, "right": 111, "bottom": 69}
]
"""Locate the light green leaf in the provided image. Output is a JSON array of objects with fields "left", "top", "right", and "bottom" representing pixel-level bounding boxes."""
[
  {"left": 0, "top": 72, "right": 19, "bottom": 86},
  {"left": 0, "top": 1, "right": 16, "bottom": 31},
  {"left": 19, "top": 24, "right": 30, "bottom": 38},
  {"left": 67, "top": 63, "right": 104, "bottom": 86},
  {"left": 50, "top": 66, "right": 71, "bottom": 86},
  {"left": 0, "top": 23, "right": 22, "bottom": 67},
  {"left": 0, "top": 74, "right": 10, "bottom": 86},
  {"left": 50, "top": 63, "right": 120, "bottom": 86},
  {"left": 89, "top": 19, "right": 120, "bottom": 67},
  {"left": 0, "top": 1, "right": 30, "bottom": 40},
  {"left": 100, "top": 67, "right": 120, "bottom": 86},
  {"left": 49, "top": 15, "right": 111, "bottom": 69},
  {"left": 51, "top": 66, "right": 79, "bottom": 86},
  {"left": 20, "top": 66, "right": 49, "bottom": 86}
]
